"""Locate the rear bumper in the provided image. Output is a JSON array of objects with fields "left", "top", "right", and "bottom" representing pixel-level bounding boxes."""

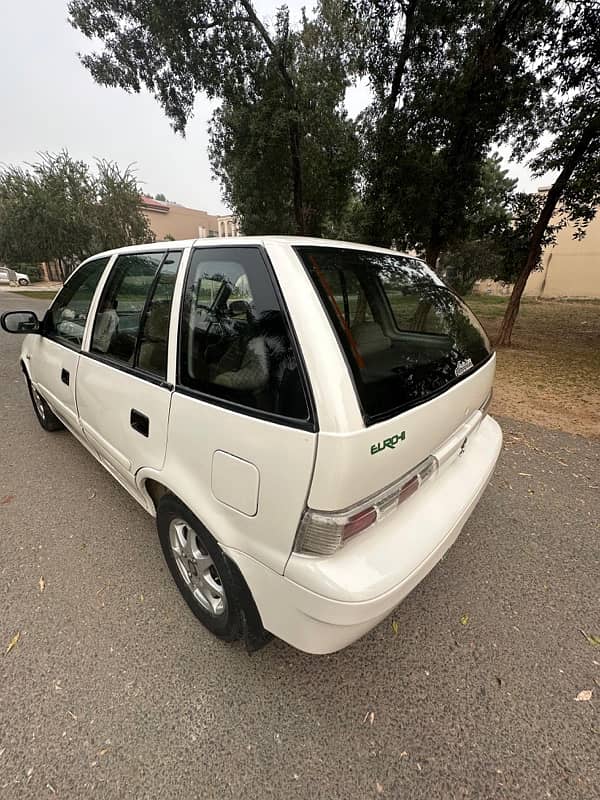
[{"left": 226, "top": 415, "right": 503, "bottom": 654}]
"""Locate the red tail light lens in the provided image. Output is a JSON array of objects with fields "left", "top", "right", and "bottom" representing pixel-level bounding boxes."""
[
  {"left": 295, "top": 456, "right": 439, "bottom": 556},
  {"left": 342, "top": 506, "right": 378, "bottom": 541}
]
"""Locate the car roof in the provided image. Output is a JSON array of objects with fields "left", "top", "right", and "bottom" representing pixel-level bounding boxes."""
[{"left": 89, "top": 236, "right": 418, "bottom": 261}]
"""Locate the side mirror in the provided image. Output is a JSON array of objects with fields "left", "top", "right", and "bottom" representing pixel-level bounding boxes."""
[{"left": 0, "top": 310, "right": 40, "bottom": 334}]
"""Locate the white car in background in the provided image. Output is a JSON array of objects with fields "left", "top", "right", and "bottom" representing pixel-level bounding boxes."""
[
  {"left": 0, "top": 267, "right": 30, "bottom": 286},
  {"left": 1, "top": 237, "right": 502, "bottom": 654}
]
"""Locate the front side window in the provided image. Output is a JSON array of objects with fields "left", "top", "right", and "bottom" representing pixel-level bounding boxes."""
[
  {"left": 296, "top": 246, "right": 492, "bottom": 424},
  {"left": 44, "top": 257, "right": 110, "bottom": 348},
  {"left": 90, "top": 251, "right": 181, "bottom": 379},
  {"left": 179, "top": 247, "right": 309, "bottom": 421}
]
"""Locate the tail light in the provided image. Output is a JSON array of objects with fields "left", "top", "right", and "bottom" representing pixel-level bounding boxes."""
[{"left": 294, "top": 455, "right": 439, "bottom": 556}]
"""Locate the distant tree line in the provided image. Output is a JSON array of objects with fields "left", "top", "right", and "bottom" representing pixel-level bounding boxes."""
[
  {"left": 8, "top": 1, "right": 600, "bottom": 343},
  {"left": 0, "top": 152, "right": 153, "bottom": 281}
]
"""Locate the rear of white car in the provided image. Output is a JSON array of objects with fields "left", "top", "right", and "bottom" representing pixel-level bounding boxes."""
[{"left": 230, "top": 240, "right": 502, "bottom": 653}]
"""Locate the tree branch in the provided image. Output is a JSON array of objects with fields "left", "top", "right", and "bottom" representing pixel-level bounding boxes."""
[{"left": 236, "top": 0, "right": 294, "bottom": 91}]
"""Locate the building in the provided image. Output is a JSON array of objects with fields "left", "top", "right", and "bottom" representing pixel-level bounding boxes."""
[
  {"left": 141, "top": 196, "right": 220, "bottom": 241},
  {"left": 476, "top": 190, "right": 600, "bottom": 299},
  {"left": 217, "top": 215, "right": 241, "bottom": 238},
  {"left": 523, "top": 202, "right": 600, "bottom": 299}
]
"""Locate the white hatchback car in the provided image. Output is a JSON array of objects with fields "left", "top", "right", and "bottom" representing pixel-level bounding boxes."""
[{"left": 2, "top": 238, "right": 502, "bottom": 653}]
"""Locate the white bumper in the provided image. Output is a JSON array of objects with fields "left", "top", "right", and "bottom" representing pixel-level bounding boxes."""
[{"left": 226, "top": 415, "right": 503, "bottom": 654}]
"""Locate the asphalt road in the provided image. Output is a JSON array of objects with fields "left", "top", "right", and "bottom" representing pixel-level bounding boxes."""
[{"left": 1, "top": 292, "right": 598, "bottom": 799}]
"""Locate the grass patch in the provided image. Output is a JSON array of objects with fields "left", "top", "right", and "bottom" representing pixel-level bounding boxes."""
[
  {"left": 13, "top": 290, "right": 58, "bottom": 300},
  {"left": 467, "top": 294, "right": 600, "bottom": 439}
]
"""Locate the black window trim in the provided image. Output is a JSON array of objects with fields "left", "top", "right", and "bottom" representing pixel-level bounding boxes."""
[
  {"left": 175, "top": 244, "right": 318, "bottom": 433},
  {"left": 42, "top": 256, "right": 113, "bottom": 352},
  {"left": 293, "top": 244, "right": 494, "bottom": 427},
  {"left": 79, "top": 349, "right": 174, "bottom": 391}
]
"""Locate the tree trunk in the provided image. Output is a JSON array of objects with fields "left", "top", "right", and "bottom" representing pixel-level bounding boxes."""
[
  {"left": 238, "top": 0, "right": 306, "bottom": 234},
  {"left": 496, "top": 112, "right": 600, "bottom": 347},
  {"left": 364, "top": 0, "right": 419, "bottom": 245},
  {"left": 424, "top": 242, "right": 441, "bottom": 270},
  {"left": 289, "top": 117, "right": 305, "bottom": 234}
]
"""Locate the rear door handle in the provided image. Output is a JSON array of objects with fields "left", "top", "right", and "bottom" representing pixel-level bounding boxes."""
[
  {"left": 130, "top": 409, "right": 149, "bottom": 437},
  {"left": 61, "top": 368, "right": 70, "bottom": 386}
]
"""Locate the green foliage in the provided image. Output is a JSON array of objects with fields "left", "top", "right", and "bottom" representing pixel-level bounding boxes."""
[
  {"left": 496, "top": 1, "right": 600, "bottom": 345},
  {"left": 353, "top": 0, "right": 558, "bottom": 261},
  {"left": 438, "top": 155, "right": 517, "bottom": 293},
  {"left": 69, "top": 0, "right": 359, "bottom": 235},
  {"left": 0, "top": 151, "right": 153, "bottom": 273},
  {"left": 209, "top": 5, "right": 357, "bottom": 235},
  {"left": 154, "top": 193, "right": 167, "bottom": 202}
]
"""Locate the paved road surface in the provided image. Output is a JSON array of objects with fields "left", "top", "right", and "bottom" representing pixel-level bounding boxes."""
[{"left": 1, "top": 292, "right": 598, "bottom": 799}]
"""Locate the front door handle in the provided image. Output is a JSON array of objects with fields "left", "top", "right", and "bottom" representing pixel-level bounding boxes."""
[
  {"left": 130, "top": 409, "right": 149, "bottom": 437},
  {"left": 61, "top": 368, "right": 70, "bottom": 386}
]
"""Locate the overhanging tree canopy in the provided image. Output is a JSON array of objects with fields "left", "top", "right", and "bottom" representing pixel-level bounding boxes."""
[{"left": 68, "top": 0, "right": 358, "bottom": 235}]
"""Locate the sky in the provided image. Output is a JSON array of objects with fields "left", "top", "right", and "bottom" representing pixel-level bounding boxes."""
[{"left": 0, "top": 1, "right": 547, "bottom": 217}]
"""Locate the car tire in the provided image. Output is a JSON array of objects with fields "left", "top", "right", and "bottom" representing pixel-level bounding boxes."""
[
  {"left": 24, "top": 370, "right": 65, "bottom": 432},
  {"left": 17, "top": 278, "right": 29, "bottom": 286},
  {"left": 157, "top": 495, "right": 245, "bottom": 643}
]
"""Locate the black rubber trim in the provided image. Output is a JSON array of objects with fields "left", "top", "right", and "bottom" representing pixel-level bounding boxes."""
[
  {"left": 173, "top": 383, "right": 316, "bottom": 432},
  {"left": 80, "top": 350, "right": 174, "bottom": 391}
]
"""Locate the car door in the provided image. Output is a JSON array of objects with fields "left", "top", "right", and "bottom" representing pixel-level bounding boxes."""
[
  {"left": 76, "top": 250, "right": 182, "bottom": 489},
  {"left": 28, "top": 257, "right": 111, "bottom": 433},
  {"left": 162, "top": 245, "right": 317, "bottom": 574}
]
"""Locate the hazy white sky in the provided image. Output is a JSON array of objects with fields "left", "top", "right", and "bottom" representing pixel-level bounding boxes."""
[{"left": 0, "top": 0, "right": 545, "bottom": 216}]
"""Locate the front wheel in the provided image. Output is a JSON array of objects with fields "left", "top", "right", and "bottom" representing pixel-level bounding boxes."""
[
  {"left": 157, "top": 495, "right": 244, "bottom": 642},
  {"left": 17, "top": 278, "right": 29, "bottom": 286},
  {"left": 24, "top": 370, "right": 64, "bottom": 431}
]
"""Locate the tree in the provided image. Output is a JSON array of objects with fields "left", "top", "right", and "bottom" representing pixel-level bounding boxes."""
[
  {"left": 440, "top": 154, "right": 517, "bottom": 294},
  {"left": 353, "top": 0, "right": 558, "bottom": 265},
  {"left": 209, "top": 5, "right": 357, "bottom": 235},
  {"left": 0, "top": 151, "right": 153, "bottom": 278},
  {"left": 496, "top": 2, "right": 600, "bottom": 345},
  {"left": 93, "top": 159, "right": 155, "bottom": 253},
  {"left": 68, "top": 0, "right": 359, "bottom": 235},
  {"left": 154, "top": 193, "right": 167, "bottom": 202}
]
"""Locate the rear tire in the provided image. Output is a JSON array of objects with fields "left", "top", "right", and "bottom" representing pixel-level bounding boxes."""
[
  {"left": 24, "top": 370, "right": 64, "bottom": 432},
  {"left": 157, "top": 495, "right": 244, "bottom": 643}
]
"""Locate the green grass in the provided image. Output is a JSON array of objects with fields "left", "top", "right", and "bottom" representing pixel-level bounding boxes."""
[{"left": 13, "top": 290, "right": 58, "bottom": 300}]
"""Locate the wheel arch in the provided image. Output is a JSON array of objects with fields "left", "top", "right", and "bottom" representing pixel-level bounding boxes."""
[{"left": 146, "top": 478, "right": 272, "bottom": 651}]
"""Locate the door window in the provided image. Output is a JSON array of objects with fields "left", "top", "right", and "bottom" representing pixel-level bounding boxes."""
[
  {"left": 137, "top": 252, "right": 182, "bottom": 377},
  {"left": 179, "top": 247, "right": 310, "bottom": 422},
  {"left": 44, "top": 257, "right": 110, "bottom": 349},
  {"left": 90, "top": 251, "right": 181, "bottom": 380}
]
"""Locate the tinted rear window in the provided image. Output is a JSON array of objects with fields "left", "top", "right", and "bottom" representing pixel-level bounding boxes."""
[{"left": 296, "top": 246, "right": 492, "bottom": 424}]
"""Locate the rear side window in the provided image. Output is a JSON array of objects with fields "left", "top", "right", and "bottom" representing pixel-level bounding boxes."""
[
  {"left": 179, "top": 247, "right": 310, "bottom": 422},
  {"left": 44, "top": 257, "right": 109, "bottom": 349},
  {"left": 90, "top": 251, "right": 181, "bottom": 379},
  {"left": 296, "top": 246, "right": 492, "bottom": 424}
]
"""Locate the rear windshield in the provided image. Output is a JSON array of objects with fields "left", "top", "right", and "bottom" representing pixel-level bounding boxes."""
[{"left": 296, "top": 246, "right": 492, "bottom": 424}]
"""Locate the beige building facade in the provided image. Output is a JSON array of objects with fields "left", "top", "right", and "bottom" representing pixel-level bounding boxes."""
[
  {"left": 523, "top": 208, "right": 600, "bottom": 299},
  {"left": 141, "top": 196, "right": 220, "bottom": 241},
  {"left": 141, "top": 197, "right": 242, "bottom": 243},
  {"left": 477, "top": 192, "right": 600, "bottom": 299}
]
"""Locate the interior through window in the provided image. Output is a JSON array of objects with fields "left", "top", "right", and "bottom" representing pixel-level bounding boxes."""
[
  {"left": 90, "top": 251, "right": 181, "bottom": 379},
  {"left": 45, "top": 257, "right": 110, "bottom": 349},
  {"left": 179, "top": 247, "right": 309, "bottom": 421}
]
